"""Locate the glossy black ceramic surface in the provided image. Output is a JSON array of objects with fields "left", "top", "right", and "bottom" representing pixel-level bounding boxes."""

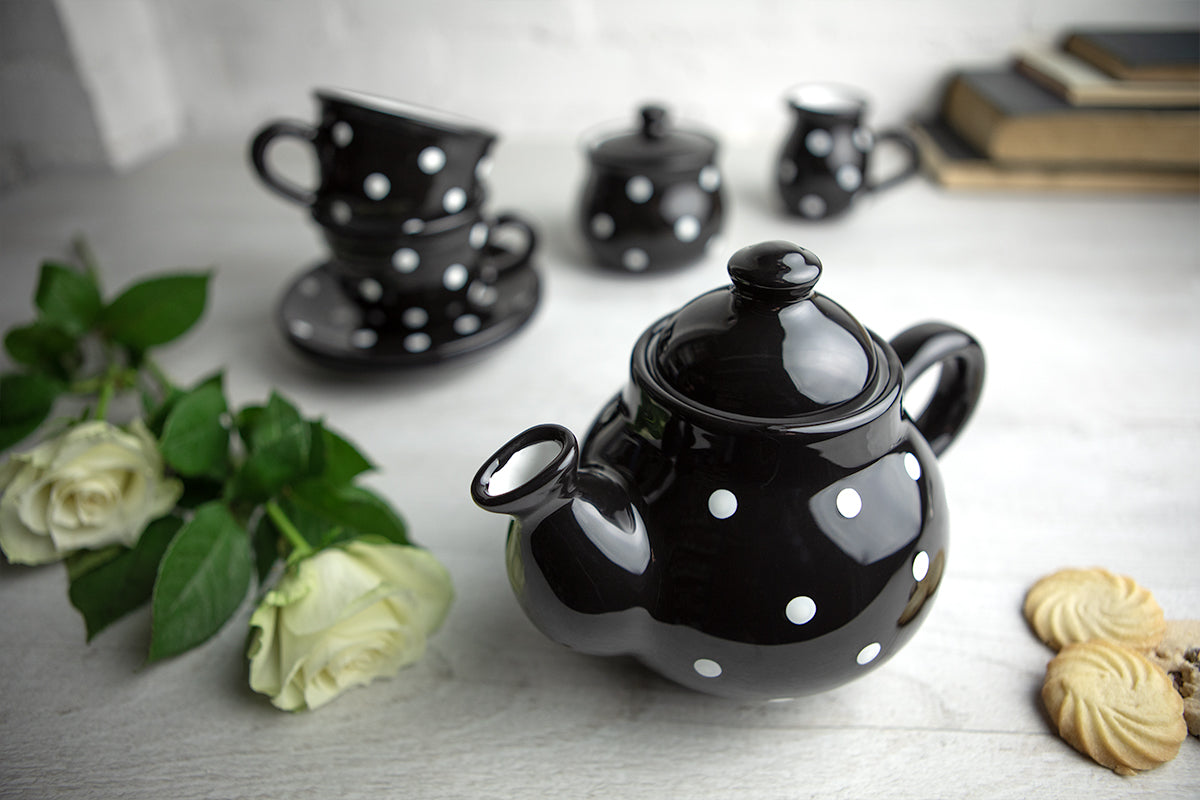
[
  {"left": 579, "top": 105, "right": 724, "bottom": 273},
  {"left": 323, "top": 209, "right": 537, "bottom": 296},
  {"left": 277, "top": 243, "right": 539, "bottom": 370},
  {"left": 776, "top": 85, "right": 919, "bottom": 220},
  {"left": 250, "top": 88, "right": 497, "bottom": 232},
  {"left": 471, "top": 241, "right": 984, "bottom": 699}
]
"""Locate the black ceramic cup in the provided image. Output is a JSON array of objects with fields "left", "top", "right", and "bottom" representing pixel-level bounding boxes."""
[
  {"left": 250, "top": 88, "right": 498, "bottom": 232},
  {"left": 775, "top": 84, "right": 919, "bottom": 220},
  {"left": 323, "top": 206, "right": 537, "bottom": 301}
]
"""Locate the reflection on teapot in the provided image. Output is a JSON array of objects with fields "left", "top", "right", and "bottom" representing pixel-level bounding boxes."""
[{"left": 472, "top": 241, "right": 984, "bottom": 699}]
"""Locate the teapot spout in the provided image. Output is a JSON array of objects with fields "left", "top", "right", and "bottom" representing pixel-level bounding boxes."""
[
  {"left": 470, "top": 424, "right": 581, "bottom": 519},
  {"left": 471, "top": 424, "right": 651, "bottom": 653}
]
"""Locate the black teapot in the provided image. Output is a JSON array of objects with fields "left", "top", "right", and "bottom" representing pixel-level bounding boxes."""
[{"left": 471, "top": 241, "right": 984, "bottom": 699}]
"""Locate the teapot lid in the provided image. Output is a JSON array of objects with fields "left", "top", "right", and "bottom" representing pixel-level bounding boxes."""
[
  {"left": 587, "top": 104, "right": 717, "bottom": 172},
  {"left": 644, "top": 241, "right": 889, "bottom": 422}
]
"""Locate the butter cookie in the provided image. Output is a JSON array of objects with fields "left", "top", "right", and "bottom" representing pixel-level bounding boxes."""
[
  {"left": 1024, "top": 567, "right": 1165, "bottom": 651},
  {"left": 1042, "top": 639, "right": 1186, "bottom": 775}
]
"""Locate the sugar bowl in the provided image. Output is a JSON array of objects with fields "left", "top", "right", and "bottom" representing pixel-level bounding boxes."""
[{"left": 578, "top": 104, "right": 724, "bottom": 273}]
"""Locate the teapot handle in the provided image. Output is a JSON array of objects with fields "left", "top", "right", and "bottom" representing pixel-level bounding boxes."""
[{"left": 890, "top": 322, "right": 985, "bottom": 457}]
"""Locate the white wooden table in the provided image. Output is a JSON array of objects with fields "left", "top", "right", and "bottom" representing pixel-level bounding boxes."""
[{"left": 1, "top": 138, "right": 1197, "bottom": 799}]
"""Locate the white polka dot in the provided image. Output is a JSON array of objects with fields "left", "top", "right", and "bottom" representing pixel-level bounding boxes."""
[
  {"left": 674, "top": 215, "right": 701, "bottom": 243},
  {"left": 392, "top": 248, "right": 419, "bottom": 273},
  {"left": 358, "top": 278, "right": 383, "bottom": 302},
  {"left": 402, "top": 218, "right": 425, "bottom": 235},
  {"left": 912, "top": 551, "right": 930, "bottom": 582},
  {"left": 330, "top": 306, "right": 357, "bottom": 326},
  {"left": 330, "top": 200, "right": 352, "bottom": 224},
  {"left": 468, "top": 281, "right": 498, "bottom": 307},
  {"left": 469, "top": 222, "right": 489, "bottom": 250},
  {"left": 852, "top": 128, "right": 874, "bottom": 151},
  {"left": 299, "top": 276, "right": 321, "bottom": 297},
  {"left": 417, "top": 146, "right": 446, "bottom": 174},
  {"left": 404, "top": 332, "right": 432, "bottom": 353},
  {"left": 331, "top": 121, "right": 353, "bottom": 147},
  {"left": 288, "top": 319, "right": 314, "bottom": 339},
  {"left": 707, "top": 489, "right": 737, "bottom": 519},
  {"left": 785, "top": 595, "right": 817, "bottom": 625},
  {"left": 622, "top": 248, "right": 649, "bottom": 272},
  {"left": 836, "top": 487, "right": 862, "bottom": 518},
  {"left": 856, "top": 642, "right": 882, "bottom": 665},
  {"left": 443, "top": 187, "right": 467, "bottom": 214},
  {"left": 402, "top": 307, "right": 428, "bottom": 329},
  {"left": 798, "top": 194, "right": 826, "bottom": 218},
  {"left": 806, "top": 128, "right": 834, "bottom": 157},
  {"left": 698, "top": 165, "right": 721, "bottom": 192},
  {"left": 453, "top": 314, "right": 481, "bottom": 335},
  {"left": 625, "top": 175, "right": 653, "bottom": 204},
  {"left": 904, "top": 452, "right": 922, "bottom": 481},
  {"left": 590, "top": 213, "right": 615, "bottom": 239},
  {"left": 363, "top": 172, "right": 390, "bottom": 199},
  {"left": 836, "top": 164, "right": 862, "bottom": 192},
  {"left": 350, "top": 328, "right": 377, "bottom": 349},
  {"left": 693, "top": 658, "right": 722, "bottom": 678},
  {"left": 779, "top": 158, "right": 798, "bottom": 183},
  {"left": 443, "top": 263, "right": 469, "bottom": 291},
  {"left": 475, "top": 155, "right": 494, "bottom": 180}
]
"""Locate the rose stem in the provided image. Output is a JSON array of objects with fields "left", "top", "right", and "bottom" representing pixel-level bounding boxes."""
[{"left": 265, "top": 500, "right": 313, "bottom": 559}]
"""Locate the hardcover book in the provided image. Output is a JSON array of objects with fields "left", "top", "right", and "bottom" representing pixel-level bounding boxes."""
[
  {"left": 1064, "top": 29, "right": 1200, "bottom": 82},
  {"left": 941, "top": 68, "right": 1200, "bottom": 167},
  {"left": 912, "top": 117, "right": 1199, "bottom": 192},
  {"left": 1016, "top": 43, "right": 1200, "bottom": 107}
]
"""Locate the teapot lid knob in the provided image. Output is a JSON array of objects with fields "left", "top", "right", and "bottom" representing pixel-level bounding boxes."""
[
  {"left": 728, "top": 240, "right": 822, "bottom": 303},
  {"left": 639, "top": 104, "right": 669, "bottom": 140}
]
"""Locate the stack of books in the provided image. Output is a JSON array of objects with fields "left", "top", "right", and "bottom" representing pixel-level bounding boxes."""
[{"left": 914, "top": 29, "right": 1200, "bottom": 192}]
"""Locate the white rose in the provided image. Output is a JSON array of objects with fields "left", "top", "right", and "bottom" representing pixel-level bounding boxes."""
[
  {"left": 0, "top": 420, "right": 183, "bottom": 565},
  {"left": 247, "top": 540, "right": 453, "bottom": 711}
]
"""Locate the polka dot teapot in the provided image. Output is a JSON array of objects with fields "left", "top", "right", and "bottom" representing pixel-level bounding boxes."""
[{"left": 471, "top": 241, "right": 985, "bottom": 699}]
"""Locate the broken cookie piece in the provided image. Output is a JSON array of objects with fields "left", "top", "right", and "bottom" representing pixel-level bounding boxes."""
[{"left": 1146, "top": 619, "right": 1200, "bottom": 737}]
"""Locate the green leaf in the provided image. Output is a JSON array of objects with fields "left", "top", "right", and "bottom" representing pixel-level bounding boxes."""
[
  {"left": 0, "top": 372, "right": 63, "bottom": 451},
  {"left": 159, "top": 374, "right": 229, "bottom": 479},
  {"left": 3, "top": 321, "right": 79, "bottom": 378},
  {"left": 35, "top": 261, "right": 102, "bottom": 335},
  {"left": 100, "top": 272, "right": 210, "bottom": 351},
  {"left": 148, "top": 502, "right": 252, "bottom": 662},
  {"left": 67, "top": 516, "right": 182, "bottom": 641},
  {"left": 286, "top": 478, "right": 409, "bottom": 547},
  {"left": 251, "top": 513, "right": 283, "bottom": 583},
  {"left": 317, "top": 425, "right": 373, "bottom": 484},
  {"left": 229, "top": 392, "right": 313, "bottom": 501}
]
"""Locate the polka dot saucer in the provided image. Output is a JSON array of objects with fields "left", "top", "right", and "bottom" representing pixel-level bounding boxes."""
[{"left": 276, "top": 242, "right": 539, "bottom": 370}]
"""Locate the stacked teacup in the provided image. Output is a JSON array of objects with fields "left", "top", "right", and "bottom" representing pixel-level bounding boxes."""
[{"left": 251, "top": 88, "right": 540, "bottom": 369}]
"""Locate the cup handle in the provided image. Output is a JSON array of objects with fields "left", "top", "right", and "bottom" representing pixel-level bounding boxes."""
[
  {"left": 866, "top": 128, "right": 920, "bottom": 193},
  {"left": 486, "top": 212, "right": 538, "bottom": 273},
  {"left": 249, "top": 120, "right": 318, "bottom": 206},
  {"left": 890, "top": 322, "right": 985, "bottom": 457}
]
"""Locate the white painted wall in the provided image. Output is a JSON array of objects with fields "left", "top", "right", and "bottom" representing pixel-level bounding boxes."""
[{"left": 1, "top": 0, "right": 1197, "bottom": 189}]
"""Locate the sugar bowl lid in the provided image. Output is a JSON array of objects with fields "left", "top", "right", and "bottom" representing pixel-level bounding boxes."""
[
  {"left": 644, "top": 241, "right": 890, "bottom": 422},
  {"left": 587, "top": 104, "right": 718, "bottom": 172}
]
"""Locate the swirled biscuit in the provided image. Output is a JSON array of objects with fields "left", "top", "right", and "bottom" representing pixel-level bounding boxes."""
[
  {"left": 1043, "top": 639, "right": 1186, "bottom": 775},
  {"left": 1146, "top": 619, "right": 1200, "bottom": 737},
  {"left": 1024, "top": 567, "right": 1165, "bottom": 651}
]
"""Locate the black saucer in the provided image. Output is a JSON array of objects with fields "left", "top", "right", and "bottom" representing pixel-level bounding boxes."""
[{"left": 276, "top": 250, "right": 540, "bottom": 370}]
